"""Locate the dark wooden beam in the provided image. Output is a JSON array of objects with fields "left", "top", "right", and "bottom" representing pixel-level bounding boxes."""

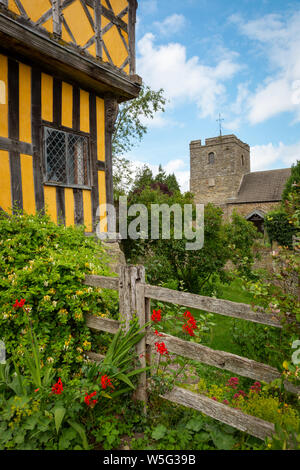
[
  {"left": 56, "top": 186, "right": 66, "bottom": 225},
  {"left": 94, "top": 0, "right": 102, "bottom": 59},
  {"left": 8, "top": 58, "right": 22, "bottom": 212},
  {"left": 53, "top": 78, "right": 62, "bottom": 126},
  {"left": 0, "top": 136, "right": 33, "bottom": 155},
  {"left": 128, "top": 0, "right": 137, "bottom": 75},
  {"left": 73, "top": 188, "right": 84, "bottom": 225},
  {"left": 52, "top": 0, "right": 62, "bottom": 37},
  {"left": 89, "top": 92, "right": 99, "bottom": 231},
  {"left": 9, "top": 151, "right": 23, "bottom": 212},
  {"left": 104, "top": 97, "right": 117, "bottom": 221},
  {"left": 72, "top": 86, "right": 80, "bottom": 131},
  {"left": 31, "top": 68, "right": 45, "bottom": 213},
  {"left": 0, "top": 12, "right": 141, "bottom": 102},
  {"left": 84, "top": 0, "right": 128, "bottom": 33}
]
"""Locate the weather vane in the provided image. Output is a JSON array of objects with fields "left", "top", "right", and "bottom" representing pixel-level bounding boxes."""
[{"left": 217, "top": 113, "right": 224, "bottom": 137}]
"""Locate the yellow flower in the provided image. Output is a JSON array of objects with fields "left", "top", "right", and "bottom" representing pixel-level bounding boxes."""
[
  {"left": 283, "top": 361, "right": 289, "bottom": 370},
  {"left": 43, "top": 295, "right": 51, "bottom": 302}
]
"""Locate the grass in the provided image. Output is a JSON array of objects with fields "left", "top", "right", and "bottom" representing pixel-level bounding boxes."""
[{"left": 191, "top": 277, "right": 255, "bottom": 356}]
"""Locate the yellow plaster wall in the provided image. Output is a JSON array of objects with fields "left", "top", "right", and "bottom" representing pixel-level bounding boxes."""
[
  {"left": 20, "top": 154, "right": 35, "bottom": 214},
  {"left": 0, "top": 55, "right": 8, "bottom": 138},
  {"left": 83, "top": 190, "right": 92, "bottom": 232},
  {"left": 80, "top": 89, "right": 90, "bottom": 133},
  {"left": 62, "top": 82, "right": 73, "bottom": 128},
  {"left": 65, "top": 188, "right": 75, "bottom": 227},
  {"left": 41, "top": 73, "right": 53, "bottom": 122},
  {"left": 62, "top": 0, "right": 94, "bottom": 48},
  {"left": 44, "top": 186, "right": 57, "bottom": 223},
  {"left": 19, "top": 63, "right": 32, "bottom": 144}
]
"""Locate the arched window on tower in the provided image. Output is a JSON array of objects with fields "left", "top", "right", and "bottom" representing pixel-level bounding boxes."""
[{"left": 208, "top": 152, "right": 215, "bottom": 164}]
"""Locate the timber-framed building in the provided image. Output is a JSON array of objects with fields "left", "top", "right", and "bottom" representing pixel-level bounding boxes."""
[{"left": 0, "top": 0, "right": 141, "bottom": 232}]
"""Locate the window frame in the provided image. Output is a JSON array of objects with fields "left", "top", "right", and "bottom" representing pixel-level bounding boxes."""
[
  {"left": 42, "top": 124, "right": 93, "bottom": 191},
  {"left": 208, "top": 152, "right": 215, "bottom": 165}
]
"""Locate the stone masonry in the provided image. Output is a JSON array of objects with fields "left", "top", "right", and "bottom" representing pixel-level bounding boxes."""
[{"left": 190, "top": 135, "right": 250, "bottom": 207}]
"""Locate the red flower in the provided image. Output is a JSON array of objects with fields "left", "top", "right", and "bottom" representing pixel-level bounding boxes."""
[
  {"left": 151, "top": 309, "right": 162, "bottom": 323},
  {"left": 250, "top": 381, "right": 261, "bottom": 393},
  {"left": 101, "top": 375, "right": 114, "bottom": 390},
  {"left": 233, "top": 390, "right": 246, "bottom": 400},
  {"left": 51, "top": 378, "right": 63, "bottom": 395},
  {"left": 13, "top": 299, "right": 26, "bottom": 309},
  {"left": 182, "top": 311, "right": 197, "bottom": 336},
  {"left": 34, "top": 388, "right": 40, "bottom": 393},
  {"left": 223, "top": 399, "right": 229, "bottom": 405},
  {"left": 155, "top": 341, "right": 169, "bottom": 356},
  {"left": 212, "top": 397, "right": 218, "bottom": 401},
  {"left": 84, "top": 391, "right": 98, "bottom": 407},
  {"left": 154, "top": 329, "right": 163, "bottom": 337},
  {"left": 184, "top": 311, "right": 192, "bottom": 319},
  {"left": 182, "top": 324, "right": 195, "bottom": 337},
  {"left": 227, "top": 377, "right": 239, "bottom": 389}
]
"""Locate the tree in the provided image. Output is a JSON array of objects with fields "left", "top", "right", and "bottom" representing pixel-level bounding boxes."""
[
  {"left": 121, "top": 182, "right": 258, "bottom": 294},
  {"left": 112, "top": 85, "right": 166, "bottom": 198},
  {"left": 130, "top": 163, "right": 181, "bottom": 197},
  {"left": 282, "top": 160, "right": 300, "bottom": 204},
  {"left": 112, "top": 85, "right": 166, "bottom": 156}
]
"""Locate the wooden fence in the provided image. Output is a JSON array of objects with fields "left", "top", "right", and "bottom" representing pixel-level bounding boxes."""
[{"left": 84, "top": 265, "right": 299, "bottom": 442}]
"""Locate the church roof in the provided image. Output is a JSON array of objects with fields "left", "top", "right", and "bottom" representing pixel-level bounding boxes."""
[{"left": 231, "top": 168, "right": 291, "bottom": 204}]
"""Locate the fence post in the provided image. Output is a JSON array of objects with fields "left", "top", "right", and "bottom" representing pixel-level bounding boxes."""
[{"left": 118, "top": 265, "right": 148, "bottom": 407}]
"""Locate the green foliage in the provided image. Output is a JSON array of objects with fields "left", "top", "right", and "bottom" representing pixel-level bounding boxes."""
[
  {"left": 0, "top": 317, "right": 148, "bottom": 450},
  {"left": 130, "top": 163, "right": 180, "bottom": 196},
  {"left": 122, "top": 190, "right": 258, "bottom": 294},
  {"left": 281, "top": 160, "right": 300, "bottom": 204},
  {"left": 224, "top": 211, "right": 261, "bottom": 278},
  {"left": 267, "top": 421, "right": 300, "bottom": 450},
  {"left": 0, "top": 211, "right": 118, "bottom": 374},
  {"left": 112, "top": 85, "right": 166, "bottom": 157},
  {"left": 180, "top": 376, "right": 299, "bottom": 432},
  {"left": 264, "top": 209, "right": 297, "bottom": 248},
  {"left": 130, "top": 403, "right": 244, "bottom": 450},
  {"left": 112, "top": 85, "right": 166, "bottom": 197}
]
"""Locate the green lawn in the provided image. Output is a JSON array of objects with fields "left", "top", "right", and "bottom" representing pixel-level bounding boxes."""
[{"left": 193, "top": 278, "right": 255, "bottom": 356}]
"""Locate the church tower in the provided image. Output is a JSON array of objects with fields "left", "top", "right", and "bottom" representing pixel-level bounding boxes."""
[{"left": 190, "top": 135, "right": 250, "bottom": 207}]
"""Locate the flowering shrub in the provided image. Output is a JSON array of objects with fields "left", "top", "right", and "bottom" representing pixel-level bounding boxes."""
[
  {"left": 0, "top": 304, "right": 148, "bottom": 450},
  {"left": 181, "top": 376, "right": 299, "bottom": 432},
  {"left": 0, "top": 212, "right": 118, "bottom": 374}
]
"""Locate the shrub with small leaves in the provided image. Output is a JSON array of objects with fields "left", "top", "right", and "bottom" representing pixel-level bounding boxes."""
[{"left": 0, "top": 212, "right": 118, "bottom": 375}]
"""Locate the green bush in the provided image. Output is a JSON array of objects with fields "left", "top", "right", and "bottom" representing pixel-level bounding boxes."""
[
  {"left": 0, "top": 211, "right": 118, "bottom": 375},
  {"left": 264, "top": 210, "right": 297, "bottom": 248}
]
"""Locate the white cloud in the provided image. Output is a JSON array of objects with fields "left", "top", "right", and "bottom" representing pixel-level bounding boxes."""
[
  {"left": 251, "top": 141, "right": 300, "bottom": 171},
  {"left": 137, "top": 33, "right": 241, "bottom": 119},
  {"left": 231, "top": 12, "right": 300, "bottom": 124},
  {"left": 154, "top": 14, "right": 187, "bottom": 37},
  {"left": 139, "top": 0, "right": 157, "bottom": 16},
  {"left": 139, "top": 111, "right": 185, "bottom": 129}
]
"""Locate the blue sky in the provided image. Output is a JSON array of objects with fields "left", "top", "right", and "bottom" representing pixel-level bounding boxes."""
[{"left": 124, "top": 0, "right": 300, "bottom": 191}]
